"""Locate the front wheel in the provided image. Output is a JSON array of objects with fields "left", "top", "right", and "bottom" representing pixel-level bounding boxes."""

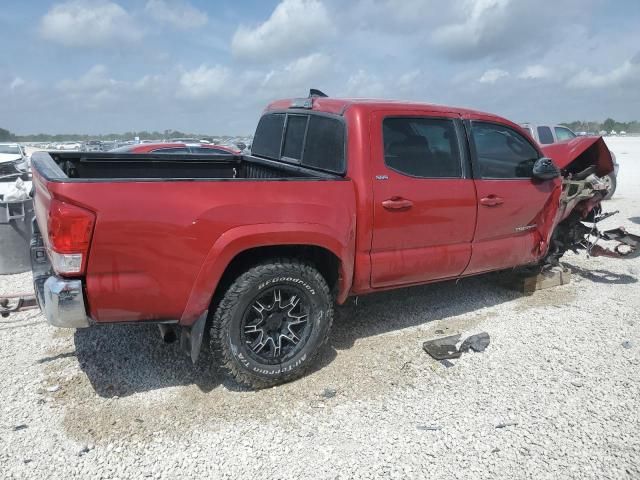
[
  {"left": 210, "top": 258, "right": 334, "bottom": 389},
  {"left": 603, "top": 174, "right": 617, "bottom": 200}
]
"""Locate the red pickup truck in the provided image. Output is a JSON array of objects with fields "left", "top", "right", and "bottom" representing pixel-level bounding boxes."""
[{"left": 30, "top": 91, "right": 626, "bottom": 388}]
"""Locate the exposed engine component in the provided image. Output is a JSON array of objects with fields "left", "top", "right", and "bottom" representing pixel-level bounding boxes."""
[{"left": 544, "top": 171, "right": 640, "bottom": 266}]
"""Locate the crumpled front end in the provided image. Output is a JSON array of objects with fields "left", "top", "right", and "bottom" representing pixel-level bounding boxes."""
[{"left": 540, "top": 137, "right": 639, "bottom": 264}]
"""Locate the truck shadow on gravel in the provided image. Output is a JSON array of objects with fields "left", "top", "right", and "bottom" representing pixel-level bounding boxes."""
[
  {"left": 73, "top": 325, "right": 224, "bottom": 397},
  {"left": 73, "top": 262, "right": 635, "bottom": 398}
]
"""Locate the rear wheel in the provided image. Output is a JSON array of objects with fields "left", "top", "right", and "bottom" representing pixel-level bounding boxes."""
[{"left": 210, "top": 258, "right": 333, "bottom": 389}]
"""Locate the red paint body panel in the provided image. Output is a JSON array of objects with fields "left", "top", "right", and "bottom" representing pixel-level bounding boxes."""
[
  {"left": 36, "top": 177, "right": 355, "bottom": 324},
  {"left": 367, "top": 111, "right": 477, "bottom": 287},
  {"left": 541, "top": 136, "right": 614, "bottom": 177},
  {"left": 31, "top": 97, "right": 610, "bottom": 326},
  {"left": 466, "top": 178, "right": 561, "bottom": 273}
]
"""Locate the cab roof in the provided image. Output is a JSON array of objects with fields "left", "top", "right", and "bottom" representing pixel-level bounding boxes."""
[{"left": 267, "top": 96, "right": 502, "bottom": 119}]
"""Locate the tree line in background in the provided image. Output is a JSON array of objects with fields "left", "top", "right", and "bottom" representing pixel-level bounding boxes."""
[
  {"left": 2, "top": 119, "right": 639, "bottom": 143},
  {"left": 560, "top": 118, "right": 640, "bottom": 134},
  {"left": 0, "top": 128, "right": 244, "bottom": 143}
]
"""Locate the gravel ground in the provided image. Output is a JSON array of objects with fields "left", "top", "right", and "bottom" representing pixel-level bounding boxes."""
[{"left": 1, "top": 137, "right": 639, "bottom": 479}]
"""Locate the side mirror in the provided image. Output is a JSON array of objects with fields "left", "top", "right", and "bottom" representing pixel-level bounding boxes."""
[{"left": 532, "top": 157, "right": 560, "bottom": 180}]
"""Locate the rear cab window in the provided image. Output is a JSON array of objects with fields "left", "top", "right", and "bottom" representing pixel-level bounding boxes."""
[{"left": 252, "top": 112, "right": 345, "bottom": 174}]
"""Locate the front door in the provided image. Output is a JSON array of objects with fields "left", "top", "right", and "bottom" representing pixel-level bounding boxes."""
[
  {"left": 464, "top": 119, "right": 561, "bottom": 274},
  {"left": 370, "top": 113, "right": 477, "bottom": 288}
]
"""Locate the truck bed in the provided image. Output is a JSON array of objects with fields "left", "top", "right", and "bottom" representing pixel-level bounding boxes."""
[
  {"left": 30, "top": 150, "right": 355, "bottom": 325},
  {"left": 36, "top": 151, "right": 339, "bottom": 181}
]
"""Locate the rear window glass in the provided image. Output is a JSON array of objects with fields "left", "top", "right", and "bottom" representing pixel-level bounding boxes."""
[
  {"left": 282, "top": 115, "right": 308, "bottom": 161},
  {"left": 252, "top": 113, "right": 345, "bottom": 174},
  {"left": 252, "top": 113, "right": 285, "bottom": 159},
  {"left": 537, "top": 126, "right": 554, "bottom": 144},
  {"left": 303, "top": 116, "right": 345, "bottom": 173}
]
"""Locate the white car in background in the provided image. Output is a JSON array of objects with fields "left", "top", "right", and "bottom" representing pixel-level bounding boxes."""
[
  {"left": 0, "top": 143, "right": 30, "bottom": 180},
  {"left": 521, "top": 123, "right": 619, "bottom": 199}
]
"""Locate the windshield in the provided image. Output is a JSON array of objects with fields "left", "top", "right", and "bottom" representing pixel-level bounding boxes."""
[{"left": 0, "top": 145, "right": 21, "bottom": 155}]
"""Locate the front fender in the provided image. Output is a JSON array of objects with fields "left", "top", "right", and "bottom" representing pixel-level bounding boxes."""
[{"left": 179, "top": 223, "right": 354, "bottom": 325}]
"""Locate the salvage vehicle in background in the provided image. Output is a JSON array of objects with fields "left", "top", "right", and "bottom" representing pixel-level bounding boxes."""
[
  {"left": 521, "top": 123, "right": 619, "bottom": 198},
  {"left": 0, "top": 143, "right": 30, "bottom": 181},
  {"left": 28, "top": 91, "right": 637, "bottom": 389},
  {"left": 110, "top": 142, "right": 240, "bottom": 155}
]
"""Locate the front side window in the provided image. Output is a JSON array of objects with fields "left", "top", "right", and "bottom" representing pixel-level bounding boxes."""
[
  {"left": 472, "top": 122, "right": 540, "bottom": 179},
  {"left": 537, "top": 126, "right": 554, "bottom": 144},
  {"left": 554, "top": 127, "right": 576, "bottom": 141},
  {"left": 382, "top": 117, "right": 462, "bottom": 178}
]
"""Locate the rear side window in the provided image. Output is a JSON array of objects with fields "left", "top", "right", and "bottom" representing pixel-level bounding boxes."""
[
  {"left": 252, "top": 113, "right": 345, "bottom": 174},
  {"left": 252, "top": 113, "right": 285, "bottom": 159},
  {"left": 537, "top": 126, "right": 554, "bottom": 144},
  {"left": 472, "top": 122, "right": 540, "bottom": 178},
  {"left": 382, "top": 117, "right": 462, "bottom": 178}
]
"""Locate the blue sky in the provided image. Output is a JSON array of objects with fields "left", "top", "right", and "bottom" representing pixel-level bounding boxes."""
[{"left": 1, "top": 0, "right": 639, "bottom": 135}]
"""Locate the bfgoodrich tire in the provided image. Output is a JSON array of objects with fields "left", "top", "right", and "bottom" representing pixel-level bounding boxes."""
[{"left": 210, "top": 258, "right": 334, "bottom": 389}]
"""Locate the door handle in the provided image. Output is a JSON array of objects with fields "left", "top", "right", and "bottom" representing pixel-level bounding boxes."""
[
  {"left": 480, "top": 195, "right": 504, "bottom": 207},
  {"left": 382, "top": 197, "right": 413, "bottom": 210}
]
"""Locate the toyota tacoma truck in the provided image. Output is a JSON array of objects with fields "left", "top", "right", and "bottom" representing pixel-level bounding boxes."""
[{"left": 29, "top": 91, "right": 638, "bottom": 388}]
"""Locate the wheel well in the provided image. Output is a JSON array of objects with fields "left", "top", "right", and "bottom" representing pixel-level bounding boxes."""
[{"left": 211, "top": 245, "right": 341, "bottom": 310}]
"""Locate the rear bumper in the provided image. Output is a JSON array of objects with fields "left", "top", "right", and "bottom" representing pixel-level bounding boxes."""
[
  {"left": 37, "top": 276, "right": 90, "bottom": 328},
  {"left": 31, "top": 219, "right": 90, "bottom": 328}
]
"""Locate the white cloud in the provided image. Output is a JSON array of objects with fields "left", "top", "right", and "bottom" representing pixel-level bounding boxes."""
[
  {"left": 144, "top": 0, "right": 208, "bottom": 29},
  {"left": 345, "top": 70, "right": 385, "bottom": 97},
  {"left": 479, "top": 68, "right": 509, "bottom": 84},
  {"left": 39, "top": 0, "right": 141, "bottom": 48},
  {"left": 568, "top": 58, "right": 640, "bottom": 88},
  {"left": 231, "top": 0, "right": 334, "bottom": 62},
  {"left": 10, "top": 77, "right": 25, "bottom": 90},
  {"left": 518, "top": 65, "right": 552, "bottom": 80},
  {"left": 178, "top": 65, "right": 232, "bottom": 100},
  {"left": 255, "top": 53, "right": 332, "bottom": 99}
]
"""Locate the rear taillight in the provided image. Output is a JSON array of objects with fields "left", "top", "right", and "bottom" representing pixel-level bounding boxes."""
[{"left": 47, "top": 199, "right": 95, "bottom": 275}]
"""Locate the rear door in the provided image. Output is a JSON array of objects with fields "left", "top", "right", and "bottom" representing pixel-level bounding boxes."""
[
  {"left": 464, "top": 119, "right": 560, "bottom": 274},
  {"left": 370, "top": 112, "right": 477, "bottom": 288}
]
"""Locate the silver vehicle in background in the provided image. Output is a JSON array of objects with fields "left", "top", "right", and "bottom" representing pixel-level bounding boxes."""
[{"left": 521, "top": 123, "right": 619, "bottom": 199}]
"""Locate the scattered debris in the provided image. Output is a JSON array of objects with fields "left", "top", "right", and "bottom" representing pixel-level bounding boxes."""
[
  {"left": 416, "top": 425, "right": 442, "bottom": 431},
  {"left": 46, "top": 385, "right": 60, "bottom": 393},
  {"left": 320, "top": 388, "right": 337, "bottom": 399},
  {"left": 423, "top": 332, "right": 491, "bottom": 360},
  {"left": 570, "top": 381, "right": 584, "bottom": 388},
  {"left": 434, "top": 329, "right": 445, "bottom": 335},
  {"left": 491, "top": 448, "right": 500, "bottom": 453},
  {"left": 439, "top": 359, "right": 455, "bottom": 368},
  {"left": 23, "top": 459, "right": 32, "bottom": 464},
  {"left": 495, "top": 422, "right": 518, "bottom": 429},
  {"left": 13, "top": 424, "right": 28, "bottom": 431},
  {"left": 622, "top": 341, "right": 633, "bottom": 349}
]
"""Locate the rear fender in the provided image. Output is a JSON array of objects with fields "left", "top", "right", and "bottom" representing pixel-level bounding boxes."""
[{"left": 179, "top": 223, "right": 354, "bottom": 326}]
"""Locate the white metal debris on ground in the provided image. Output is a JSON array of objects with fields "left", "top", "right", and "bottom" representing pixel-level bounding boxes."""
[{"left": 1, "top": 138, "right": 639, "bottom": 479}]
